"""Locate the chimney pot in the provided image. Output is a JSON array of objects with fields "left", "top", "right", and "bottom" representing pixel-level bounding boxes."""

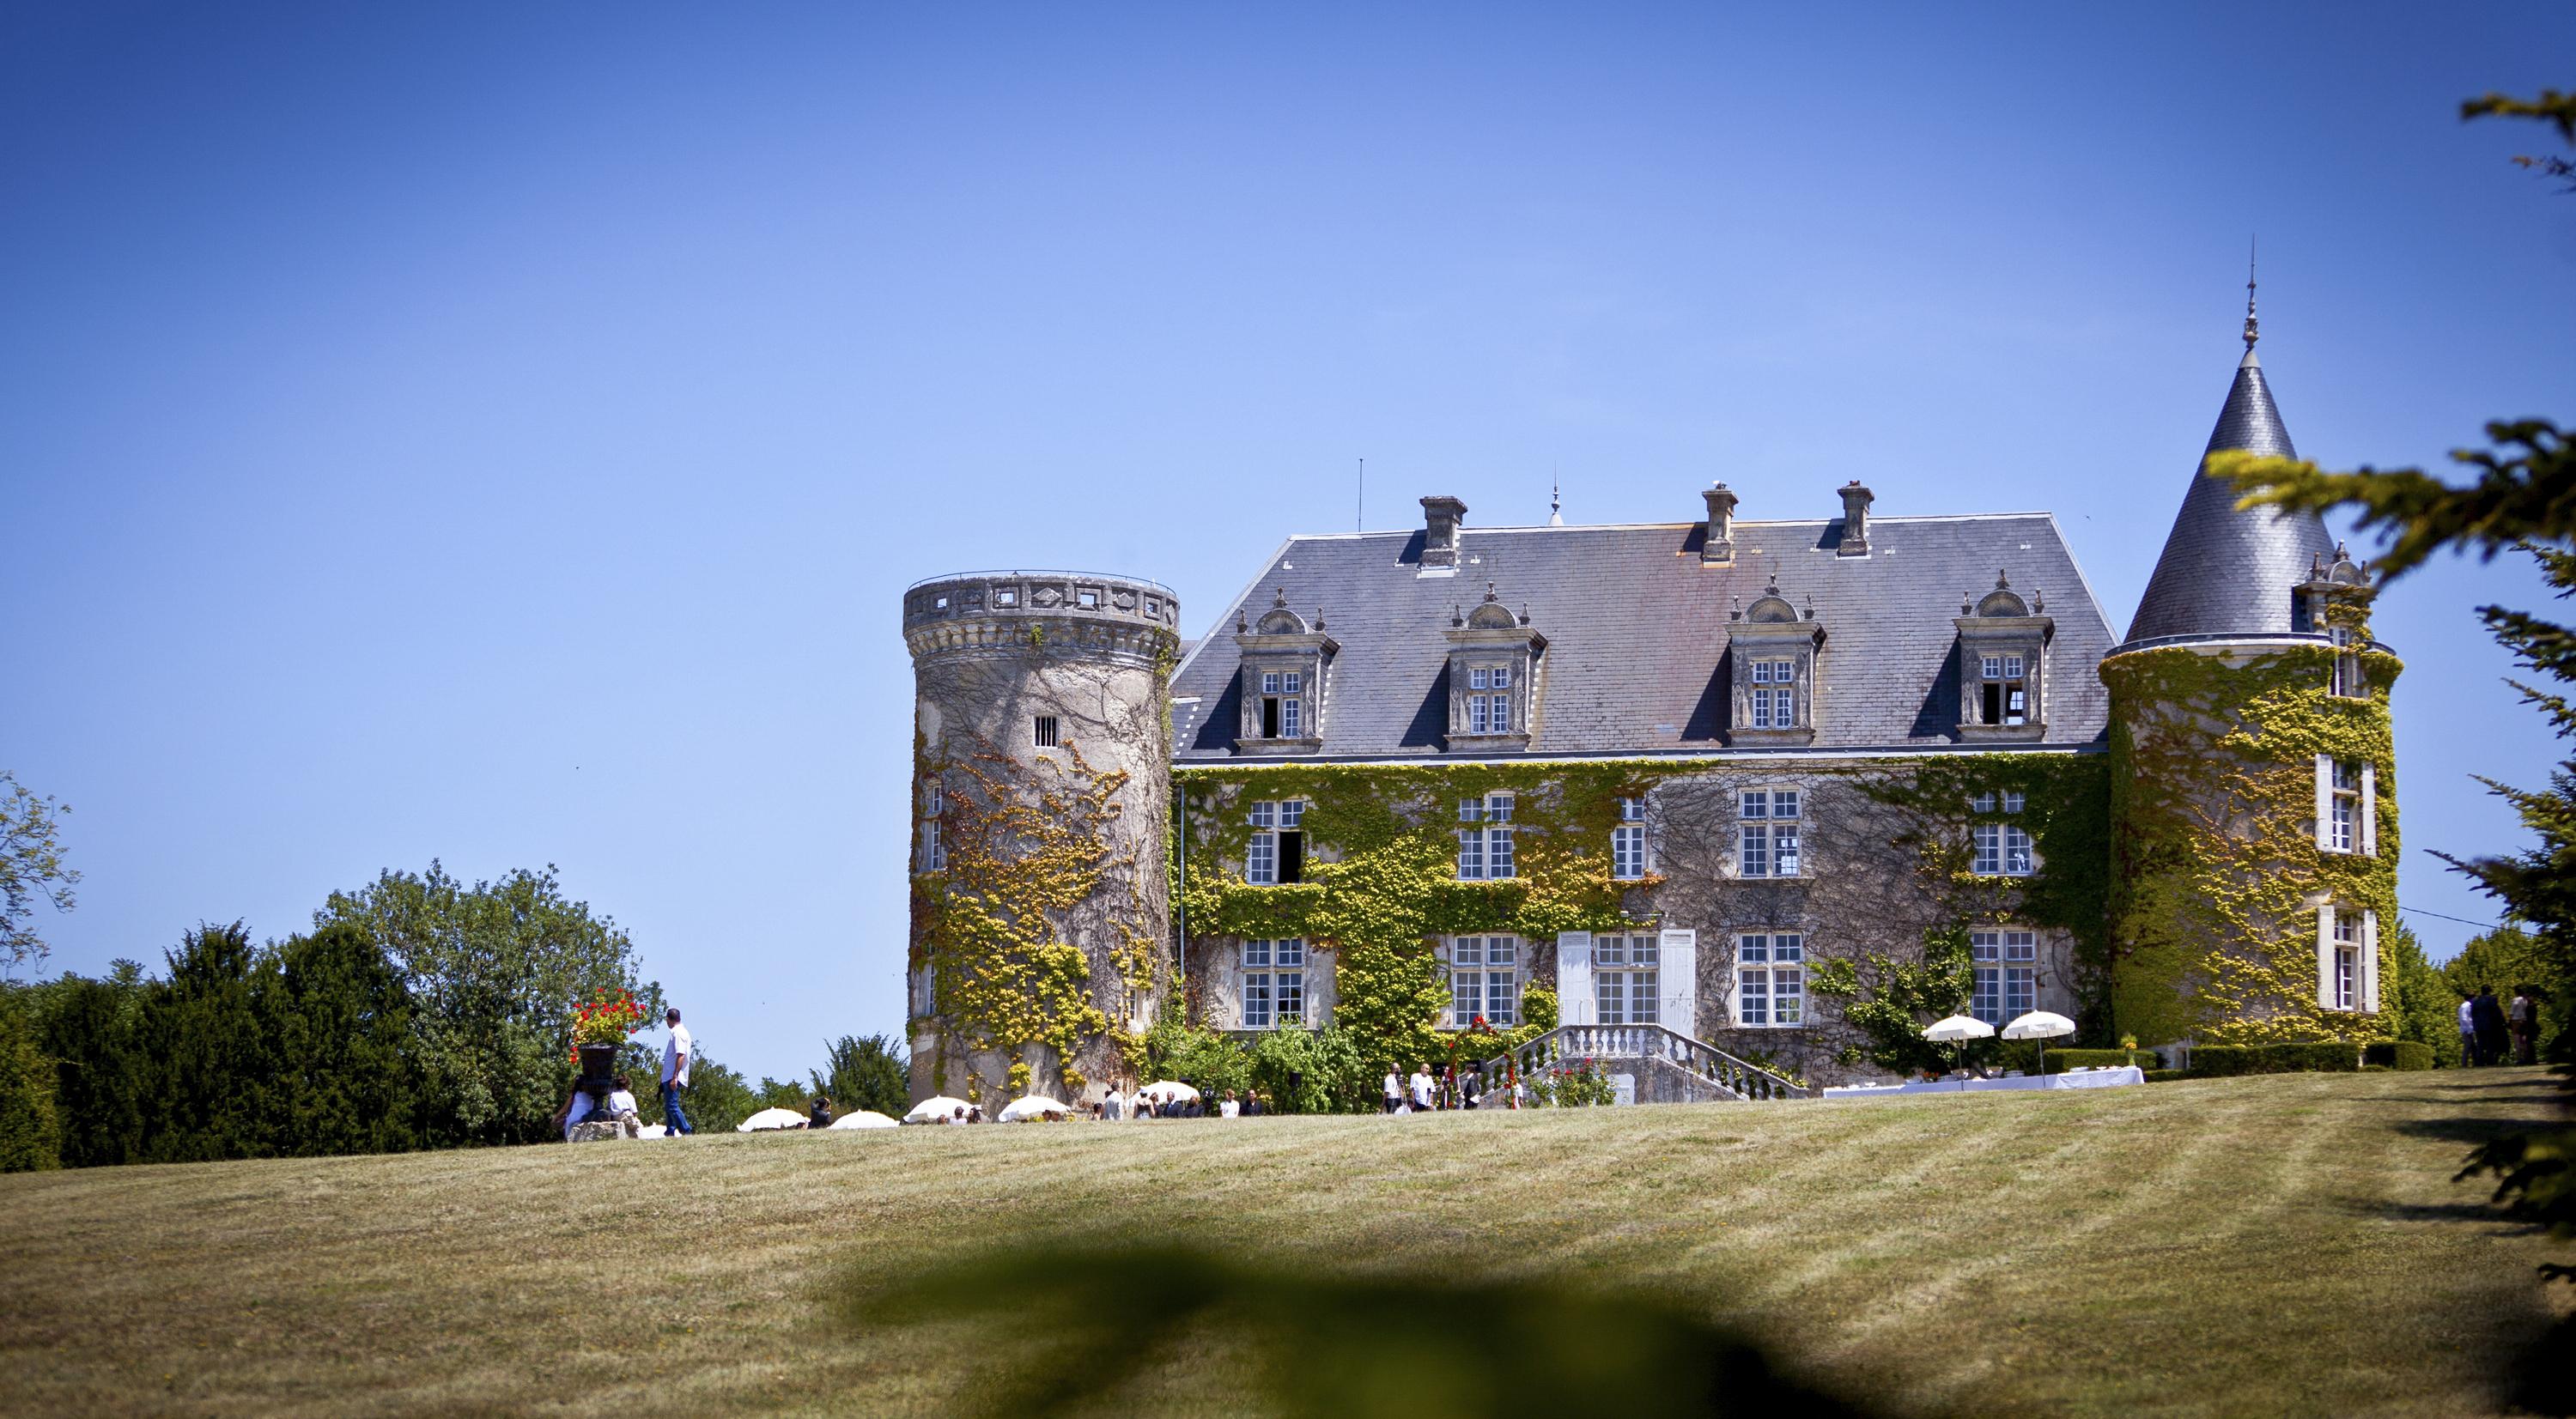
[
  {"left": 1701, "top": 482, "right": 1739, "bottom": 565},
  {"left": 1837, "top": 481, "right": 1874, "bottom": 557}
]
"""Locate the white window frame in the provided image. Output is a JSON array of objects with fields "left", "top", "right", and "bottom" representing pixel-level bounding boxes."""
[
  {"left": 1971, "top": 929, "right": 2038, "bottom": 1027},
  {"left": 1611, "top": 797, "right": 1648, "bottom": 881},
  {"left": 1969, "top": 793, "right": 2035, "bottom": 876},
  {"left": 1443, "top": 935, "right": 1520, "bottom": 1027},
  {"left": 1245, "top": 799, "right": 1304, "bottom": 885},
  {"left": 1240, "top": 938, "right": 1306, "bottom": 1029},
  {"left": 1738, "top": 789, "right": 1801, "bottom": 878},
  {"left": 2328, "top": 626, "right": 2363, "bottom": 699},
  {"left": 1457, "top": 793, "right": 1516, "bottom": 881},
  {"left": 1748, "top": 658, "right": 1797, "bottom": 730},
  {"left": 921, "top": 778, "right": 946, "bottom": 872},
  {"left": 1729, "top": 932, "right": 1804, "bottom": 1028},
  {"left": 2316, "top": 757, "right": 2376, "bottom": 857},
  {"left": 1594, "top": 933, "right": 1662, "bottom": 1026}
]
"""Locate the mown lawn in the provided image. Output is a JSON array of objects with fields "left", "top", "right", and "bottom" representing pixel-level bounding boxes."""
[{"left": 2, "top": 1068, "right": 2566, "bottom": 1417}]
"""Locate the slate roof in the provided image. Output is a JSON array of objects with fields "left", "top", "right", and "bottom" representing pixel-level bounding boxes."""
[
  {"left": 1171, "top": 512, "right": 2117, "bottom": 761},
  {"left": 2123, "top": 349, "right": 2336, "bottom": 646}
]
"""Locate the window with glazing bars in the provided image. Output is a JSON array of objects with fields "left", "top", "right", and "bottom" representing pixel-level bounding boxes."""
[{"left": 1738, "top": 789, "right": 1801, "bottom": 877}]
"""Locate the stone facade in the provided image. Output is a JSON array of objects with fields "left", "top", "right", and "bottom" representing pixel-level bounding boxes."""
[{"left": 902, "top": 572, "right": 1179, "bottom": 1105}]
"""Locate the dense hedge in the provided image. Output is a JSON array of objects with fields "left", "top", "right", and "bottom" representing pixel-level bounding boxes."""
[
  {"left": 2361, "top": 1040, "right": 2433, "bottom": 1071},
  {"left": 2040, "top": 1048, "right": 2162, "bottom": 1073},
  {"left": 2190, "top": 1041, "right": 2361, "bottom": 1076}
]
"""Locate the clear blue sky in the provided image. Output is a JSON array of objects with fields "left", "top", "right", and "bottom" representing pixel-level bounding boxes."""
[{"left": 4, "top": 4, "right": 2568, "bottom": 1081}]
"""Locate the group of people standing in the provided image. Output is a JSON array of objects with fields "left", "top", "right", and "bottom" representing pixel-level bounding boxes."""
[
  {"left": 2456, "top": 985, "right": 2542, "bottom": 1066},
  {"left": 1382, "top": 1061, "right": 1485, "bottom": 1113},
  {"left": 1091, "top": 1087, "right": 1267, "bottom": 1119}
]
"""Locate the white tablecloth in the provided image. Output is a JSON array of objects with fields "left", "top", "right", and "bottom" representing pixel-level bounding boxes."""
[{"left": 1822, "top": 1065, "right": 2145, "bottom": 1100}]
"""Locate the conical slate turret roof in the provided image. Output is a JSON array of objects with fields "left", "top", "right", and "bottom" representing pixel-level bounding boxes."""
[{"left": 2122, "top": 346, "right": 2336, "bottom": 645}]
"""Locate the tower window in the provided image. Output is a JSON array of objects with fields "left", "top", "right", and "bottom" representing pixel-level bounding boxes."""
[
  {"left": 2329, "top": 627, "right": 2363, "bottom": 698},
  {"left": 1032, "top": 715, "right": 1060, "bottom": 749},
  {"left": 2330, "top": 911, "right": 2360, "bottom": 1010}
]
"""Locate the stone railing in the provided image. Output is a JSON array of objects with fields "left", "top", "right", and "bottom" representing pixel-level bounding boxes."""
[{"left": 1481, "top": 1024, "right": 1817, "bottom": 1102}]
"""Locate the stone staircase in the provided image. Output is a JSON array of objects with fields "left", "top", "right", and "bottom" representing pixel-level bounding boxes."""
[{"left": 1478, "top": 1024, "right": 1815, "bottom": 1104}]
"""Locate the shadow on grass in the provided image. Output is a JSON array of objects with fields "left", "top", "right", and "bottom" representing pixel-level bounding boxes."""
[{"left": 834, "top": 1243, "right": 1941, "bottom": 1419}]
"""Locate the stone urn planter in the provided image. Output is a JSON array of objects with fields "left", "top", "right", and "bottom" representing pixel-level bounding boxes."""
[{"left": 577, "top": 1043, "right": 619, "bottom": 1098}]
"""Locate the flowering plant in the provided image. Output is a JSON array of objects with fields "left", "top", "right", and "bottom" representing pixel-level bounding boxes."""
[{"left": 570, "top": 991, "right": 649, "bottom": 1062}]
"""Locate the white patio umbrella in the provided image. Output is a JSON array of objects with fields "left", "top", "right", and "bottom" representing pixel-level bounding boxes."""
[
  {"left": 1141, "top": 1081, "right": 1200, "bottom": 1102},
  {"left": 904, "top": 1095, "right": 974, "bottom": 1124},
  {"left": 999, "top": 1095, "right": 1069, "bottom": 1123},
  {"left": 2002, "top": 1010, "right": 2077, "bottom": 1076},
  {"left": 736, "top": 1107, "right": 808, "bottom": 1132},
  {"left": 1922, "top": 1014, "right": 1996, "bottom": 1087},
  {"left": 826, "top": 1111, "right": 899, "bottom": 1131}
]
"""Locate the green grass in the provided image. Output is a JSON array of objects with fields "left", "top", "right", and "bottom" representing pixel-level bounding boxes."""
[{"left": 2, "top": 1069, "right": 2566, "bottom": 1416}]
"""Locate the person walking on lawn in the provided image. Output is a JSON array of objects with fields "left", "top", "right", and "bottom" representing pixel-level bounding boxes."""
[
  {"left": 2470, "top": 986, "right": 2510, "bottom": 1068},
  {"left": 660, "top": 1006, "right": 696, "bottom": 1137},
  {"left": 2508, "top": 987, "right": 2538, "bottom": 1065}
]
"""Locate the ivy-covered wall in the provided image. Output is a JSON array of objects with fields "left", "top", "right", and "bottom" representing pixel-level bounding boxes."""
[
  {"left": 2103, "top": 640, "right": 2400, "bottom": 1046},
  {"left": 1176, "top": 751, "right": 2112, "bottom": 1087},
  {"left": 906, "top": 596, "right": 1175, "bottom": 1105}
]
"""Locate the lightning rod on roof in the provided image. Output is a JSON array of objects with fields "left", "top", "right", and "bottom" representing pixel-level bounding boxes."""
[{"left": 1357, "top": 457, "right": 1364, "bottom": 533}]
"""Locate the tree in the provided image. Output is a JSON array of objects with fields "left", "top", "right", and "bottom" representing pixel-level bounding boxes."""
[
  {"left": 317, "top": 862, "right": 659, "bottom": 1147},
  {"left": 1246, "top": 1023, "right": 1371, "bottom": 1113},
  {"left": 0, "top": 990, "right": 61, "bottom": 1171},
  {"left": 2382, "top": 919, "right": 2465, "bottom": 1067},
  {"left": 268, "top": 924, "right": 420, "bottom": 1157},
  {"left": 0, "top": 770, "right": 81, "bottom": 974},
  {"left": 137, "top": 922, "right": 280, "bottom": 1163},
  {"left": 37, "top": 962, "right": 149, "bottom": 1167},
  {"left": 810, "top": 1034, "right": 909, "bottom": 1119}
]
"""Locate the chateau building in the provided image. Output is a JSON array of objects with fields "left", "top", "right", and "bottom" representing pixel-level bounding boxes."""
[{"left": 905, "top": 301, "right": 2398, "bottom": 1102}]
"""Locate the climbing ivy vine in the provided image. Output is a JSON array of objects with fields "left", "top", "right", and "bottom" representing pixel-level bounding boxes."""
[
  {"left": 913, "top": 732, "right": 1158, "bottom": 1099},
  {"left": 2103, "top": 640, "right": 2401, "bottom": 1046}
]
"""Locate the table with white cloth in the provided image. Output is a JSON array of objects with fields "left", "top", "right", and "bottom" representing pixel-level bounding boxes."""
[{"left": 1821, "top": 1065, "right": 2146, "bottom": 1100}]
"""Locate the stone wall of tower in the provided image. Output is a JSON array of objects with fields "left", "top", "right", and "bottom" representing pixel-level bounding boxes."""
[
  {"left": 2101, "top": 638, "right": 2400, "bottom": 1048},
  {"left": 902, "top": 573, "right": 1179, "bottom": 1107}
]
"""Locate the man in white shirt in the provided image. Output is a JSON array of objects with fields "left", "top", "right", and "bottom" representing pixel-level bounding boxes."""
[
  {"left": 1382, "top": 1065, "right": 1402, "bottom": 1114},
  {"left": 2457, "top": 996, "right": 2478, "bottom": 1068},
  {"left": 1101, "top": 1087, "right": 1124, "bottom": 1122},
  {"left": 1408, "top": 1064, "right": 1436, "bottom": 1113},
  {"left": 660, "top": 1007, "right": 696, "bottom": 1137}
]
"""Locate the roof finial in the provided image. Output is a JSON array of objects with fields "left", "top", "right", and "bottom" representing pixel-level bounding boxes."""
[
  {"left": 1549, "top": 470, "right": 1564, "bottom": 528},
  {"left": 2243, "top": 235, "right": 2259, "bottom": 350}
]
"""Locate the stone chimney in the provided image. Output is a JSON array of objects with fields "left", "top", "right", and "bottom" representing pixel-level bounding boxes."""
[
  {"left": 1701, "top": 482, "right": 1739, "bottom": 565},
  {"left": 1836, "top": 481, "right": 1874, "bottom": 557},
  {"left": 1420, "top": 495, "right": 1467, "bottom": 569}
]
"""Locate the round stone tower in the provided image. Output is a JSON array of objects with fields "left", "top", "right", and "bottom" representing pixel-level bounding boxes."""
[{"left": 901, "top": 571, "right": 1180, "bottom": 1107}]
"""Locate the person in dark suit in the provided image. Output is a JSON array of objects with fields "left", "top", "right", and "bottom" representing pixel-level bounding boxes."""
[{"left": 2470, "top": 986, "right": 2511, "bottom": 1066}]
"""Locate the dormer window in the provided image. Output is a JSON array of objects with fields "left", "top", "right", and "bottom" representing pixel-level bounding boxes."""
[
  {"left": 1233, "top": 589, "right": 1336, "bottom": 755},
  {"left": 2299, "top": 543, "right": 2375, "bottom": 699},
  {"left": 1444, "top": 586, "right": 1544, "bottom": 753},
  {"left": 1727, "top": 581, "right": 1820, "bottom": 747},
  {"left": 1954, "top": 571, "right": 2051, "bottom": 742}
]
